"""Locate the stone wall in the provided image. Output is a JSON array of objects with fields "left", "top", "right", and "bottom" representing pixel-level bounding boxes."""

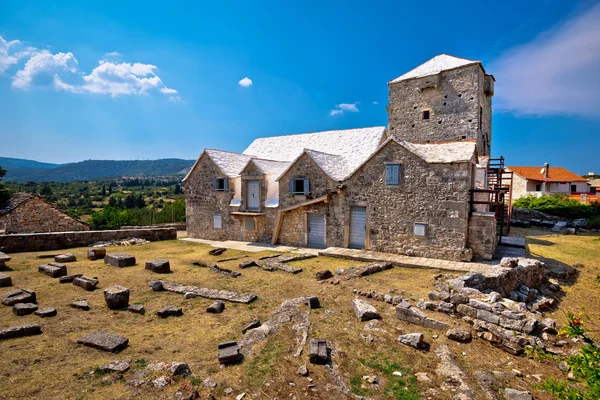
[
  {"left": 338, "top": 140, "right": 474, "bottom": 261},
  {"left": 121, "top": 222, "right": 186, "bottom": 231},
  {"left": 388, "top": 63, "right": 493, "bottom": 156},
  {"left": 467, "top": 212, "right": 497, "bottom": 260},
  {"left": 0, "top": 228, "right": 177, "bottom": 253},
  {"left": 0, "top": 196, "right": 90, "bottom": 234}
]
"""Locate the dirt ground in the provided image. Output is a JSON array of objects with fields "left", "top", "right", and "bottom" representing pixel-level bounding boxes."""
[{"left": 0, "top": 228, "right": 597, "bottom": 399}]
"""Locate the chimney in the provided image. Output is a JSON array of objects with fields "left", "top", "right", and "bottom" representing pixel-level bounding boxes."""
[{"left": 544, "top": 163, "right": 550, "bottom": 178}]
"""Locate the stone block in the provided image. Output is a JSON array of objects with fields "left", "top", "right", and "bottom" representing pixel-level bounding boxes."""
[
  {"left": 206, "top": 300, "right": 225, "bottom": 314},
  {"left": 149, "top": 280, "right": 164, "bottom": 291},
  {"left": 59, "top": 274, "right": 83, "bottom": 283},
  {"left": 218, "top": 341, "right": 242, "bottom": 364},
  {"left": 78, "top": 331, "right": 129, "bottom": 352},
  {"left": 305, "top": 296, "right": 320, "bottom": 309},
  {"left": 87, "top": 248, "right": 106, "bottom": 260},
  {"left": 504, "top": 388, "right": 532, "bottom": 400},
  {"left": 438, "top": 301, "right": 455, "bottom": 313},
  {"left": 239, "top": 260, "right": 258, "bottom": 269},
  {"left": 104, "top": 253, "right": 136, "bottom": 268},
  {"left": 34, "top": 307, "right": 57, "bottom": 318},
  {"left": 71, "top": 300, "right": 90, "bottom": 310},
  {"left": 0, "top": 324, "right": 42, "bottom": 340},
  {"left": 309, "top": 338, "right": 328, "bottom": 365},
  {"left": 73, "top": 276, "right": 99, "bottom": 291},
  {"left": 315, "top": 270, "right": 333, "bottom": 280},
  {"left": 352, "top": 299, "right": 381, "bottom": 322},
  {"left": 446, "top": 328, "right": 472, "bottom": 342},
  {"left": 128, "top": 304, "right": 145, "bottom": 314},
  {"left": 54, "top": 254, "right": 76, "bottom": 263},
  {"left": 398, "top": 333, "right": 425, "bottom": 349},
  {"left": 13, "top": 303, "right": 38, "bottom": 316},
  {"left": 145, "top": 259, "right": 171, "bottom": 273},
  {"left": 157, "top": 306, "right": 183, "bottom": 318},
  {"left": 449, "top": 292, "right": 469, "bottom": 305},
  {"left": 428, "top": 291, "right": 450, "bottom": 302},
  {"left": 0, "top": 251, "right": 10, "bottom": 264},
  {"left": 208, "top": 248, "right": 227, "bottom": 256},
  {"left": 477, "top": 309, "right": 500, "bottom": 325},
  {"left": 242, "top": 318, "right": 261, "bottom": 334},
  {"left": 104, "top": 285, "right": 130, "bottom": 309},
  {"left": 38, "top": 263, "right": 67, "bottom": 278},
  {"left": 2, "top": 289, "right": 36, "bottom": 306},
  {"left": 0, "top": 272, "right": 12, "bottom": 287}
]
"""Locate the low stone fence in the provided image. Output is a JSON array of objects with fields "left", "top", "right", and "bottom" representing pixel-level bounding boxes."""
[
  {"left": 0, "top": 228, "right": 177, "bottom": 253},
  {"left": 120, "top": 222, "right": 186, "bottom": 231},
  {"left": 511, "top": 208, "right": 590, "bottom": 230}
]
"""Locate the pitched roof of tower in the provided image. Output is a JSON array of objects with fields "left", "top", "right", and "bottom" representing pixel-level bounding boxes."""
[{"left": 389, "top": 54, "right": 480, "bottom": 84}]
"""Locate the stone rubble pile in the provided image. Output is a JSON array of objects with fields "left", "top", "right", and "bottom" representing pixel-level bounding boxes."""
[
  {"left": 353, "top": 288, "right": 405, "bottom": 305},
  {"left": 90, "top": 237, "right": 150, "bottom": 247}
]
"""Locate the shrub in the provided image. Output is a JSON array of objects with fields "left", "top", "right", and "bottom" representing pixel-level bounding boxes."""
[{"left": 513, "top": 194, "right": 598, "bottom": 219}]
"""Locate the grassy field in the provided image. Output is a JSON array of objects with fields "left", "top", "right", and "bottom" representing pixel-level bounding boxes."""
[{"left": 0, "top": 228, "right": 598, "bottom": 399}]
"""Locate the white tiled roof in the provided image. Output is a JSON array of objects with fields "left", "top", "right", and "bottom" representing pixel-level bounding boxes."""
[
  {"left": 205, "top": 149, "right": 252, "bottom": 177},
  {"left": 251, "top": 158, "right": 290, "bottom": 176},
  {"left": 304, "top": 149, "right": 350, "bottom": 181},
  {"left": 402, "top": 140, "right": 477, "bottom": 163},
  {"left": 389, "top": 54, "right": 479, "bottom": 84},
  {"left": 244, "top": 126, "right": 387, "bottom": 180}
]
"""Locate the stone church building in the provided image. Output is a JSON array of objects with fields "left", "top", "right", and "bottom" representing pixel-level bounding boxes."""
[
  {"left": 0, "top": 193, "right": 90, "bottom": 234},
  {"left": 184, "top": 55, "right": 500, "bottom": 261}
]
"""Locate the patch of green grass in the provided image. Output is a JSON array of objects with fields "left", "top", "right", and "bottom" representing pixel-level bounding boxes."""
[
  {"left": 92, "top": 367, "right": 106, "bottom": 376},
  {"left": 189, "top": 377, "right": 202, "bottom": 386},
  {"left": 524, "top": 346, "right": 560, "bottom": 363},
  {"left": 350, "top": 375, "right": 368, "bottom": 396},
  {"left": 246, "top": 340, "right": 284, "bottom": 386},
  {"left": 359, "top": 353, "right": 420, "bottom": 400},
  {"left": 134, "top": 358, "right": 148, "bottom": 369}
]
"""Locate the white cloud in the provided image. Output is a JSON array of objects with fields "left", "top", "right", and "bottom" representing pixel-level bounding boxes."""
[
  {"left": 12, "top": 50, "right": 79, "bottom": 90},
  {"left": 103, "top": 51, "right": 121, "bottom": 58},
  {"left": 0, "top": 36, "right": 36, "bottom": 74},
  {"left": 238, "top": 77, "right": 253, "bottom": 87},
  {"left": 329, "top": 102, "right": 360, "bottom": 116},
  {"left": 81, "top": 60, "right": 177, "bottom": 97},
  {"left": 372, "top": 101, "right": 379, "bottom": 105},
  {"left": 490, "top": 3, "right": 600, "bottom": 118}
]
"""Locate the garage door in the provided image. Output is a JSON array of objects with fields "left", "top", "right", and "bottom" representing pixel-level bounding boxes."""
[
  {"left": 307, "top": 213, "right": 325, "bottom": 248},
  {"left": 247, "top": 180, "right": 260, "bottom": 211},
  {"left": 349, "top": 207, "right": 367, "bottom": 249}
]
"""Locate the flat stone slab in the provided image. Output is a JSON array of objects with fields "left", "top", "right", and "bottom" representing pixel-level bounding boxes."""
[
  {"left": 278, "top": 254, "right": 317, "bottom": 263},
  {"left": 34, "top": 307, "right": 57, "bottom": 318},
  {"left": 352, "top": 299, "right": 381, "bottom": 322},
  {"left": 104, "top": 285, "right": 130, "bottom": 309},
  {"left": 309, "top": 338, "right": 328, "bottom": 365},
  {"left": 104, "top": 253, "right": 136, "bottom": 268},
  {"left": 396, "top": 301, "right": 449, "bottom": 330},
  {"left": 261, "top": 261, "right": 302, "bottom": 274},
  {"left": 500, "top": 237, "right": 526, "bottom": 248},
  {"left": 101, "top": 359, "right": 131, "bottom": 373},
  {"left": 0, "top": 272, "right": 12, "bottom": 287},
  {"left": 13, "top": 303, "right": 38, "bottom": 316},
  {"left": 39, "top": 263, "right": 67, "bottom": 278},
  {"left": 160, "top": 281, "right": 257, "bottom": 304},
  {"left": 0, "top": 324, "right": 41, "bottom": 340},
  {"left": 218, "top": 341, "right": 242, "bottom": 364},
  {"left": 157, "top": 306, "right": 183, "bottom": 318},
  {"left": 128, "top": 304, "right": 145, "bottom": 314},
  {"left": 208, "top": 248, "right": 227, "bottom": 256},
  {"left": 315, "top": 270, "right": 333, "bottom": 280},
  {"left": 2, "top": 289, "right": 36, "bottom": 306},
  {"left": 78, "top": 331, "right": 129, "bottom": 352},
  {"left": 241, "top": 318, "right": 261, "bottom": 334},
  {"left": 239, "top": 260, "right": 258, "bottom": 269},
  {"left": 73, "top": 276, "right": 99, "bottom": 291},
  {"left": 0, "top": 251, "right": 11, "bottom": 263},
  {"left": 71, "top": 300, "right": 90, "bottom": 310},
  {"left": 209, "top": 265, "right": 241, "bottom": 277},
  {"left": 59, "top": 274, "right": 83, "bottom": 283},
  {"left": 87, "top": 248, "right": 106, "bottom": 260},
  {"left": 145, "top": 259, "right": 171, "bottom": 273},
  {"left": 54, "top": 254, "right": 76, "bottom": 263},
  {"left": 398, "top": 333, "right": 425, "bottom": 349}
]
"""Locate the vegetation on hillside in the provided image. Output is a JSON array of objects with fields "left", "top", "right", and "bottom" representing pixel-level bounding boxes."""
[
  {"left": 513, "top": 194, "right": 600, "bottom": 221},
  {"left": 0, "top": 165, "right": 12, "bottom": 206}
]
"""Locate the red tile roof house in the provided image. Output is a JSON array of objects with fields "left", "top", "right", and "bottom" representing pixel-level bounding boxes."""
[
  {"left": 506, "top": 164, "right": 591, "bottom": 203},
  {"left": 184, "top": 55, "right": 506, "bottom": 261}
]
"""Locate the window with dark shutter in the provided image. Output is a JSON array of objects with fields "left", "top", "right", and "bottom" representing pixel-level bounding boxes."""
[
  {"left": 213, "top": 178, "right": 228, "bottom": 191},
  {"left": 290, "top": 177, "right": 309, "bottom": 195},
  {"left": 386, "top": 164, "right": 400, "bottom": 185}
]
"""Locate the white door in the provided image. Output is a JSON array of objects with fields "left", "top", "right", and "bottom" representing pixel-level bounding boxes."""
[
  {"left": 307, "top": 213, "right": 325, "bottom": 248},
  {"left": 247, "top": 180, "right": 260, "bottom": 211},
  {"left": 349, "top": 207, "right": 367, "bottom": 249}
]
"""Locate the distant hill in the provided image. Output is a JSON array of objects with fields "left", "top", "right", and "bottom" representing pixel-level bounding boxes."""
[
  {"left": 1, "top": 157, "right": 195, "bottom": 182},
  {"left": 0, "top": 157, "right": 61, "bottom": 169}
]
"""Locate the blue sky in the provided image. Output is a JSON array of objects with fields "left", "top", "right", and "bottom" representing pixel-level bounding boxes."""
[{"left": 0, "top": 0, "right": 599, "bottom": 174}]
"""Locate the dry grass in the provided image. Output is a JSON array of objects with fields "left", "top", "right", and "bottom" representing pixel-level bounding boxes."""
[{"left": 0, "top": 229, "right": 598, "bottom": 399}]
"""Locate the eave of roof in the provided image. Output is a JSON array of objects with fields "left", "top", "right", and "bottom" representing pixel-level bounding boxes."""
[
  {"left": 507, "top": 166, "right": 588, "bottom": 183},
  {"left": 388, "top": 54, "right": 481, "bottom": 84}
]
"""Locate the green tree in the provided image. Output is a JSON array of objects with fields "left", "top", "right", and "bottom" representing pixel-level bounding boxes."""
[
  {"left": 39, "top": 184, "right": 52, "bottom": 196},
  {"left": 0, "top": 166, "right": 11, "bottom": 206},
  {"left": 101, "top": 184, "right": 106, "bottom": 197}
]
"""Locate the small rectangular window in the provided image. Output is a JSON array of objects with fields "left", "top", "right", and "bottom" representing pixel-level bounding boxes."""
[
  {"left": 571, "top": 184, "right": 577, "bottom": 193},
  {"left": 414, "top": 223, "right": 426, "bottom": 237},
  {"left": 535, "top": 184, "right": 542, "bottom": 192},
  {"left": 213, "top": 214, "right": 222, "bottom": 229},
  {"left": 290, "top": 177, "right": 309, "bottom": 195},
  {"left": 422, "top": 110, "right": 430, "bottom": 120},
  {"left": 212, "top": 177, "right": 228, "bottom": 192},
  {"left": 244, "top": 216, "right": 255, "bottom": 231},
  {"left": 386, "top": 164, "right": 401, "bottom": 185}
]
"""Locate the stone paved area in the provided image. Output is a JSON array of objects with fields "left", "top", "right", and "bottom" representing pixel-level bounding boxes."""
[{"left": 179, "top": 238, "right": 320, "bottom": 255}]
